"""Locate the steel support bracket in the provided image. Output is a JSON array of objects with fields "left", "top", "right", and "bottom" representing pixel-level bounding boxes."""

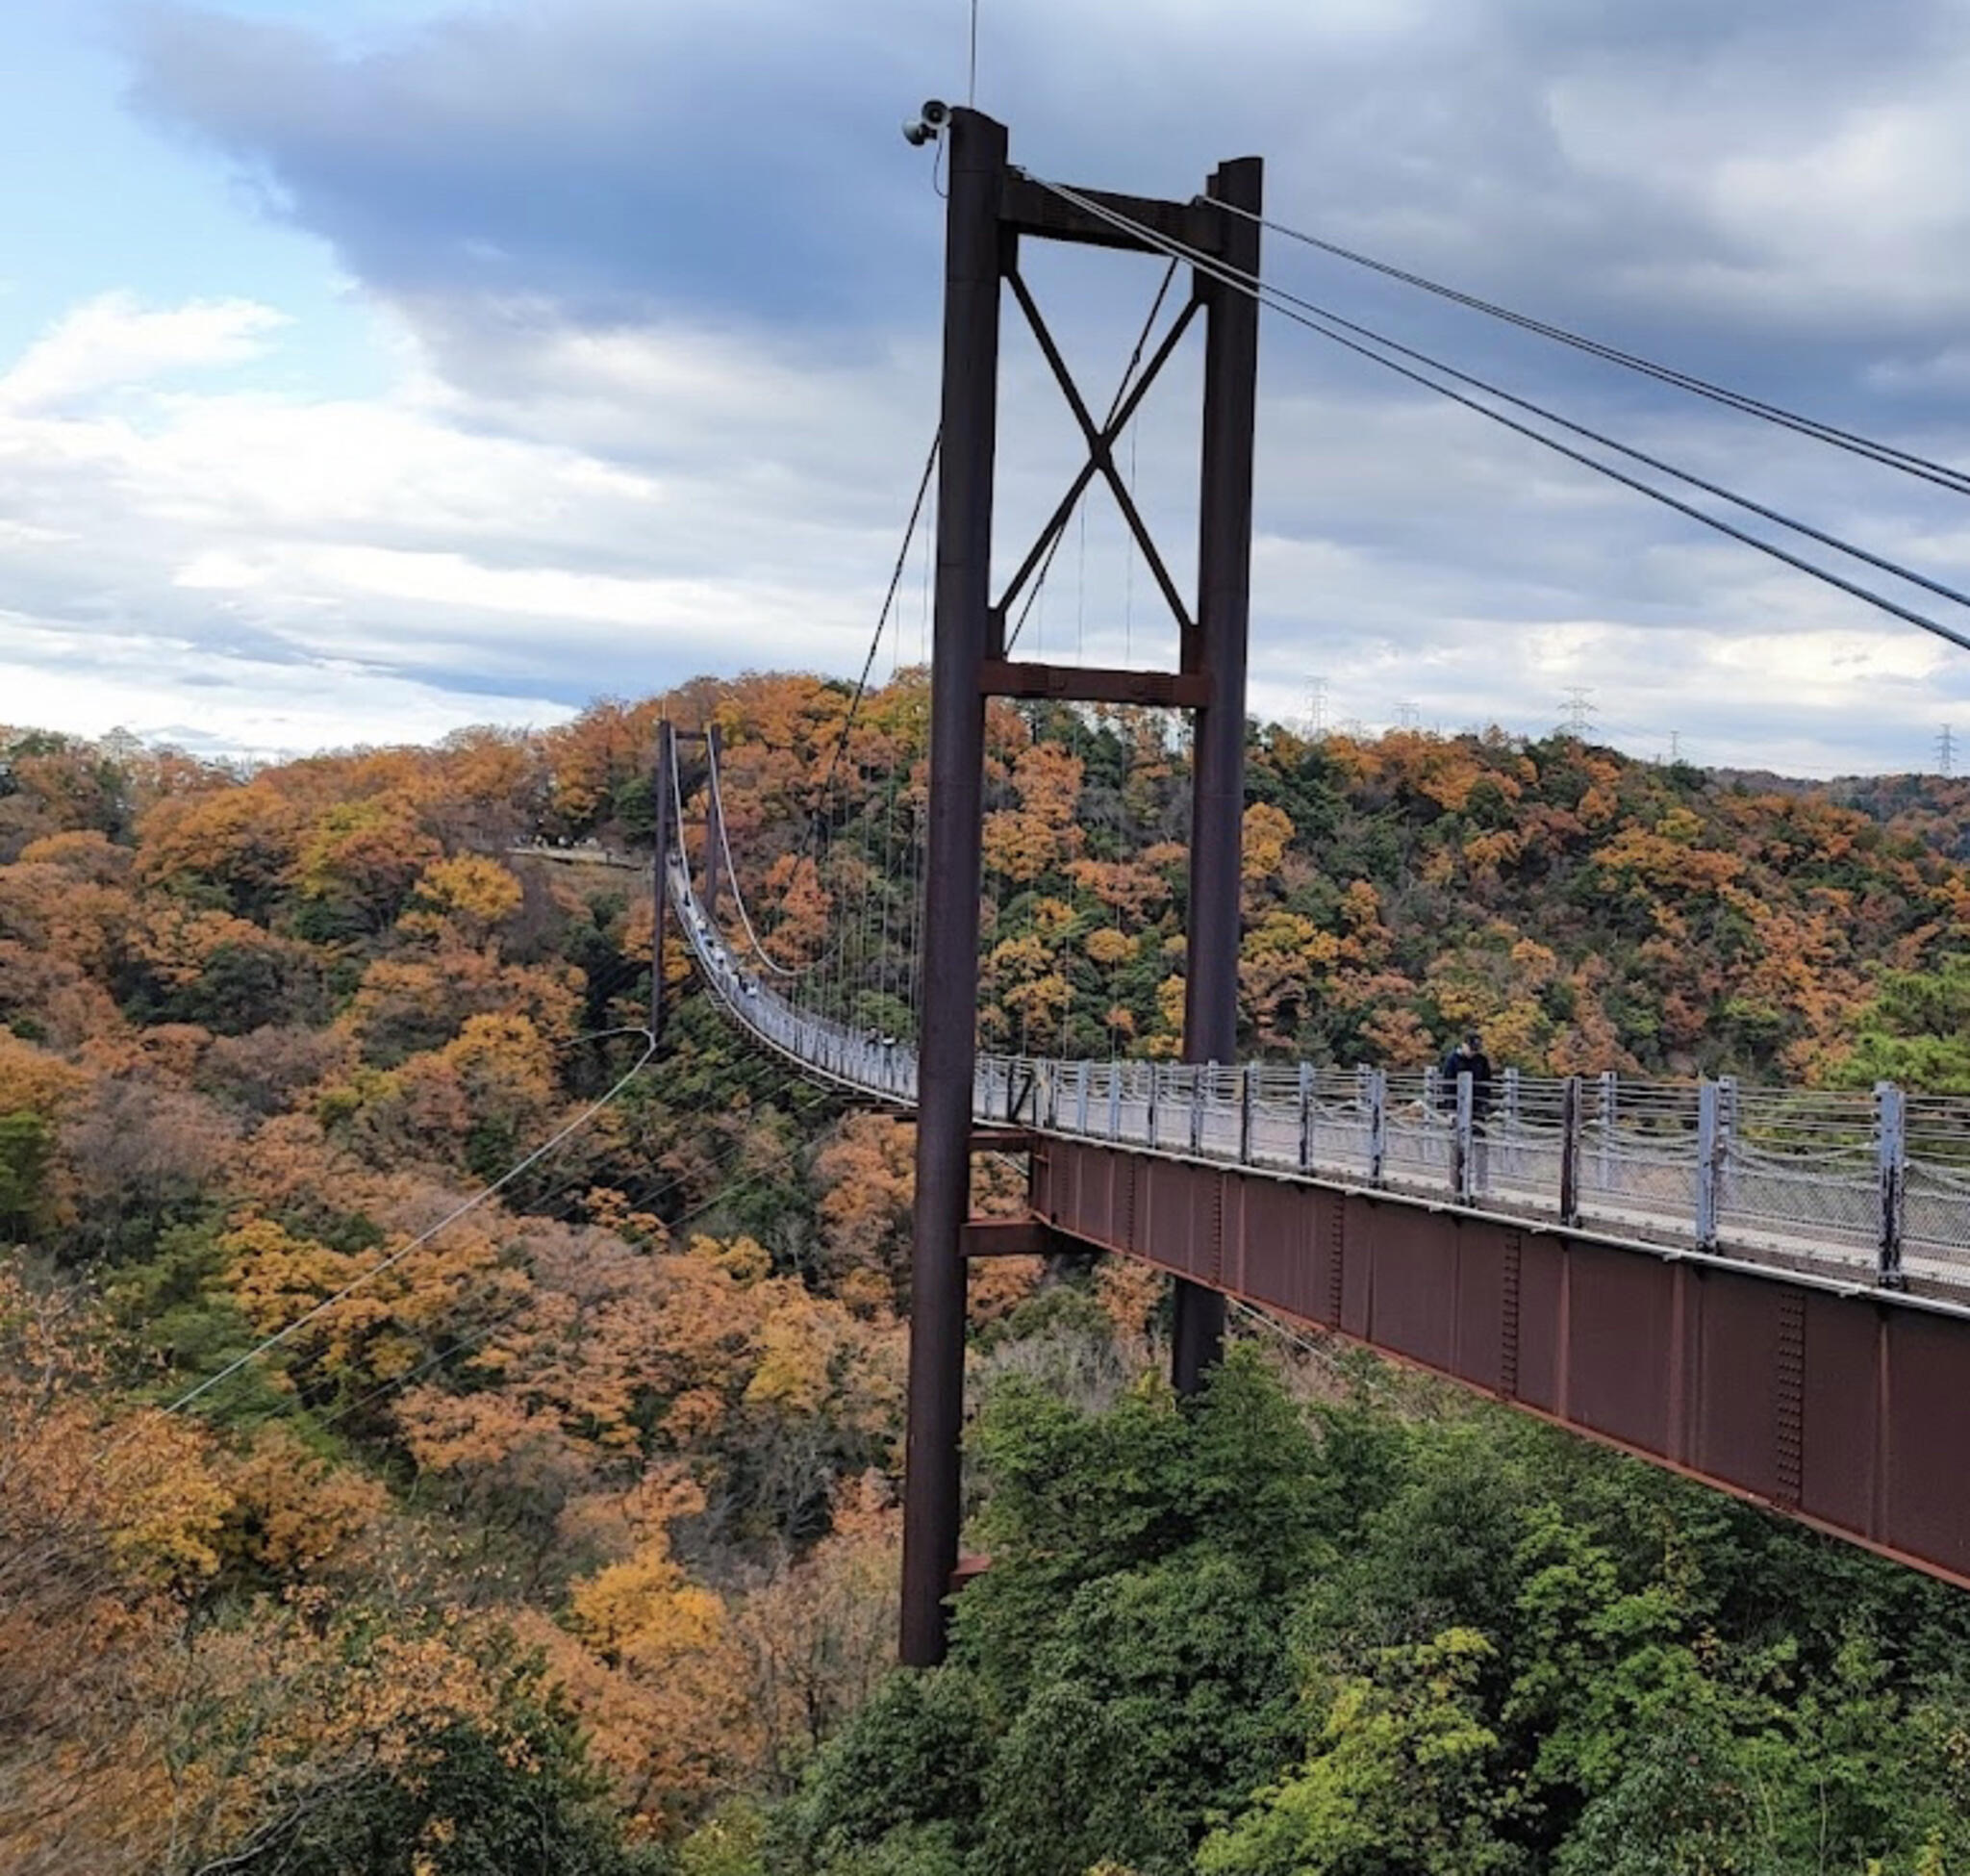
[
  {"left": 960, "top": 1217, "right": 1068, "bottom": 1258},
  {"left": 999, "top": 172, "right": 1224, "bottom": 256},
  {"left": 971, "top": 1127, "right": 1039, "bottom": 1153},
  {"left": 979, "top": 658, "right": 1211, "bottom": 708}
]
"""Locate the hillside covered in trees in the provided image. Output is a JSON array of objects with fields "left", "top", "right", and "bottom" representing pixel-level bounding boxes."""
[{"left": 3, "top": 677, "right": 1970, "bottom": 1874}]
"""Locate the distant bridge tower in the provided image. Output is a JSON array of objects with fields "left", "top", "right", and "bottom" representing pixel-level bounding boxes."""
[{"left": 900, "top": 108, "right": 1263, "bottom": 1665}]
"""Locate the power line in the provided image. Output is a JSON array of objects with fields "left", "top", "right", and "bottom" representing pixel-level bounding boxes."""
[
  {"left": 1208, "top": 198, "right": 1970, "bottom": 501},
  {"left": 1023, "top": 175, "right": 1970, "bottom": 660},
  {"left": 151, "top": 1037, "right": 658, "bottom": 1423},
  {"left": 317, "top": 1097, "right": 842, "bottom": 1437},
  {"left": 1301, "top": 676, "right": 1327, "bottom": 741}
]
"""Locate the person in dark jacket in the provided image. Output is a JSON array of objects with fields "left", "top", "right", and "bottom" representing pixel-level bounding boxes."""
[
  {"left": 1440, "top": 1034, "right": 1493, "bottom": 1112},
  {"left": 1441, "top": 1032, "right": 1494, "bottom": 1190}
]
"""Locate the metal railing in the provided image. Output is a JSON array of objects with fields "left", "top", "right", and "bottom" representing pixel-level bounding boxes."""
[{"left": 667, "top": 860, "right": 1970, "bottom": 1294}]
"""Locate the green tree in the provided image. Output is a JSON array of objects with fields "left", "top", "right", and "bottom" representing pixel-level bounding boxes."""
[
  {"left": 240, "top": 1689, "right": 664, "bottom": 1876},
  {"left": 0, "top": 1109, "right": 54, "bottom": 1240},
  {"left": 1198, "top": 1630, "right": 1526, "bottom": 1876},
  {"left": 1830, "top": 953, "right": 1970, "bottom": 1092},
  {"left": 771, "top": 1669, "right": 988, "bottom": 1873}
]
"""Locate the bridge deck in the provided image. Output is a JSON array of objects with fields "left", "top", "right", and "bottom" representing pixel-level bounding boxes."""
[{"left": 666, "top": 858, "right": 1970, "bottom": 1590}]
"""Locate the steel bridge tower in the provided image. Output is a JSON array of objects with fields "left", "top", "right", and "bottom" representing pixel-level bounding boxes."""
[{"left": 901, "top": 108, "right": 1263, "bottom": 1666}]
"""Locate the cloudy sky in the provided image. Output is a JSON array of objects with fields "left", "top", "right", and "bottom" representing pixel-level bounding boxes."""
[{"left": 4, "top": 0, "right": 1970, "bottom": 773}]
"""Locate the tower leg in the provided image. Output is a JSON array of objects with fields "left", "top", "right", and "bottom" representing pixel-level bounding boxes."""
[
  {"left": 899, "top": 107, "right": 1008, "bottom": 1668},
  {"left": 1174, "top": 156, "right": 1263, "bottom": 1397}
]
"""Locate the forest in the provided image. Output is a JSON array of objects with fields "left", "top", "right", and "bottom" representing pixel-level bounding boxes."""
[{"left": 4, "top": 672, "right": 1970, "bottom": 1874}]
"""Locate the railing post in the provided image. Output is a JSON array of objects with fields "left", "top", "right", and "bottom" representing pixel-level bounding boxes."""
[
  {"left": 1696, "top": 1078, "right": 1723, "bottom": 1249},
  {"left": 1718, "top": 1075, "right": 1736, "bottom": 1224},
  {"left": 1147, "top": 1064, "right": 1160, "bottom": 1149},
  {"left": 1076, "top": 1060, "right": 1090, "bottom": 1134},
  {"left": 1877, "top": 1081, "right": 1907, "bottom": 1289},
  {"left": 1453, "top": 1071, "right": 1475, "bottom": 1202},
  {"left": 1598, "top": 1070, "right": 1618, "bottom": 1195},
  {"left": 1239, "top": 1065, "right": 1254, "bottom": 1164},
  {"left": 1558, "top": 1076, "right": 1582, "bottom": 1227},
  {"left": 1503, "top": 1066, "right": 1519, "bottom": 1124},
  {"left": 1298, "top": 1061, "right": 1314, "bottom": 1173},
  {"left": 1368, "top": 1068, "right": 1387, "bottom": 1187},
  {"left": 1109, "top": 1069, "right": 1122, "bottom": 1141},
  {"left": 1190, "top": 1065, "right": 1206, "bottom": 1155}
]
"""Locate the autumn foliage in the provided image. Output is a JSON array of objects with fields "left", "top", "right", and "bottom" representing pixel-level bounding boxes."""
[{"left": 2, "top": 684, "right": 1968, "bottom": 1867}]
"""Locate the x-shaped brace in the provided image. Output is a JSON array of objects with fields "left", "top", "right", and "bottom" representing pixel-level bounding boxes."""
[{"left": 995, "top": 269, "right": 1200, "bottom": 651}]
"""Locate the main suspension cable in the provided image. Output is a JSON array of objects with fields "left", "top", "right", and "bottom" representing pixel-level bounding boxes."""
[
  {"left": 792, "top": 430, "right": 941, "bottom": 889},
  {"left": 1209, "top": 197, "right": 1970, "bottom": 500},
  {"left": 1025, "top": 174, "right": 1970, "bottom": 657},
  {"left": 1128, "top": 230, "right": 1970, "bottom": 617},
  {"left": 703, "top": 729, "right": 798, "bottom": 977}
]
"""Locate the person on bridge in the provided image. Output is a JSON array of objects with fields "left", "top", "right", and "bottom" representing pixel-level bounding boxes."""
[
  {"left": 1442, "top": 1032, "right": 1494, "bottom": 1119},
  {"left": 1441, "top": 1032, "right": 1494, "bottom": 1193}
]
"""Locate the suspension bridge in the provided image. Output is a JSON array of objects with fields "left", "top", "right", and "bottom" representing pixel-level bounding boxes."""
[{"left": 620, "top": 107, "right": 1970, "bottom": 1664}]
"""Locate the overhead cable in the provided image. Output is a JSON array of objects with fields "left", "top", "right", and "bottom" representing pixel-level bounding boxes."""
[
  {"left": 154, "top": 1037, "right": 658, "bottom": 1421},
  {"left": 1103, "top": 222, "right": 1970, "bottom": 617},
  {"left": 1207, "top": 197, "right": 1970, "bottom": 500},
  {"left": 319, "top": 1091, "right": 840, "bottom": 1435},
  {"left": 1024, "top": 174, "right": 1970, "bottom": 657}
]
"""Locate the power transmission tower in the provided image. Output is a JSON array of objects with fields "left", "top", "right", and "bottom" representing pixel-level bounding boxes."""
[
  {"left": 1394, "top": 698, "right": 1420, "bottom": 728},
  {"left": 1301, "top": 676, "right": 1327, "bottom": 741},
  {"left": 1669, "top": 730, "right": 1681, "bottom": 764},
  {"left": 1561, "top": 686, "right": 1596, "bottom": 738},
  {"left": 1938, "top": 724, "right": 1956, "bottom": 777}
]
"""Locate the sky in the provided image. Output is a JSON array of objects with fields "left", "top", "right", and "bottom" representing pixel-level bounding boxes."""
[{"left": 3, "top": 1, "right": 1970, "bottom": 773}]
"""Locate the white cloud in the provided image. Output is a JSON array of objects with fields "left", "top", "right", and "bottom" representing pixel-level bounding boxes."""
[
  {"left": 0, "top": 292, "right": 953, "bottom": 746},
  {"left": 0, "top": 292, "right": 290, "bottom": 411},
  {"left": 0, "top": 613, "right": 572, "bottom": 759},
  {"left": 1, "top": 266, "right": 1966, "bottom": 776},
  {"left": 1, "top": 275, "right": 1961, "bottom": 776}
]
